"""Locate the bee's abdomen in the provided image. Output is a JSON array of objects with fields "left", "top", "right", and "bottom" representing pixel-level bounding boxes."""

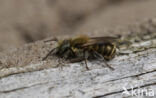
[
  {"left": 97, "top": 44, "right": 116, "bottom": 60},
  {"left": 85, "top": 44, "right": 99, "bottom": 51},
  {"left": 84, "top": 44, "right": 116, "bottom": 60}
]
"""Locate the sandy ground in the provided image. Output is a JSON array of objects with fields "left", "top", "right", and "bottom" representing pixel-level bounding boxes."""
[{"left": 0, "top": 0, "right": 156, "bottom": 52}]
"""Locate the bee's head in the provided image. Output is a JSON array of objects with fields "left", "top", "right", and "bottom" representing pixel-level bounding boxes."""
[{"left": 56, "top": 40, "right": 71, "bottom": 55}]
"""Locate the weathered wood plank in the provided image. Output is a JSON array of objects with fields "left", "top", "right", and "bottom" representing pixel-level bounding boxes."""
[
  {"left": 0, "top": 47, "right": 155, "bottom": 98},
  {"left": 0, "top": 19, "right": 156, "bottom": 98}
]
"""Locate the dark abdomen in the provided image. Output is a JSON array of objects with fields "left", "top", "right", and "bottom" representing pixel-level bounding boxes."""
[{"left": 86, "top": 44, "right": 116, "bottom": 60}]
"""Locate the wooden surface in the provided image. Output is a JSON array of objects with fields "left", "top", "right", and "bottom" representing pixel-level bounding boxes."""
[{"left": 0, "top": 22, "right": 156, "bottom": 98}]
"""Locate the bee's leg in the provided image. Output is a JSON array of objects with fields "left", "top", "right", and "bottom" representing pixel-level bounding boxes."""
[
  {"left": 42, "top": 48, "right": 56, "bottom": 61},
  {"left": 94, "top": 52, "right": 114, "bottom": 70},
  {"left": 84, "top": 51, "right": 89, "bottom": 70},
  {"left": 103, "top": 58, "right": 114, "bottom": 70},
  {"left": 58, "top": 58, "right": 64, "bottom": 70},
  {"left": 69, "top": 48, "right": 76, "bottom": 57},
  {"left": 70, "top": 58, "right": 84, "bottom": 63}
]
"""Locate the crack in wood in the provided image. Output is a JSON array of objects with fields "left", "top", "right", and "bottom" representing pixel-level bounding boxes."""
[
  {"left": 0, "top": 69, "right": 155, "bottom": 95},
  {"left": 0, "top": 87, "right": 29, "bottom": 94},
  {"left": 103, "top": 69, "right": 156, "bottom": 84},
  {"left": 0, "top": 81, "right": 49, "bottom": 94},
  {"left": 92, "top": 82, "right": 156, "bottom": 98}
]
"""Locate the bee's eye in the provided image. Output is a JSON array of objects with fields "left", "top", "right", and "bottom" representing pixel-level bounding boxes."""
[
  {"left": 57, "top": 40, "right": 70, "bottom": 55},
  {"left": 62, "top": 40, "right": 70, "bottom": 48}
]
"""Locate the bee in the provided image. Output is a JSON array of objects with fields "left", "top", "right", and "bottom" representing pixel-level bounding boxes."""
[{"left": 42, "top": 35, "right": 119, "bottom": 70}]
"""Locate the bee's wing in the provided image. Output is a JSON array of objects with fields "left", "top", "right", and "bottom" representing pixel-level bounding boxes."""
[{"left": 82, "top": 36, "right": 118, "bottom": 47}]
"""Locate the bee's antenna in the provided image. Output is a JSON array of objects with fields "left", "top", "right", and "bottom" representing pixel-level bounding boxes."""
[
  {"left": 44, "top": 37, "right": 58, "bottom": 43},
  {"left": 42, "top": 48, "right": 56, "bottom": 61}
]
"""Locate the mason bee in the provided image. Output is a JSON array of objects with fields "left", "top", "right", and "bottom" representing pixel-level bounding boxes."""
[{"left": 42, "top": 35, "right": 119, "bottom": 70}]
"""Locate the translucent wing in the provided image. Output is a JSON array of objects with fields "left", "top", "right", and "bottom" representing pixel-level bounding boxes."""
[{"left": 82, "top": 36, "right": 118, "bottom": 47}]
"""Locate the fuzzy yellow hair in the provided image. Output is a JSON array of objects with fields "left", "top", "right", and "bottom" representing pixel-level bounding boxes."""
[{"left": 71, "top": 35, "right": 89, "bottom": 46}]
